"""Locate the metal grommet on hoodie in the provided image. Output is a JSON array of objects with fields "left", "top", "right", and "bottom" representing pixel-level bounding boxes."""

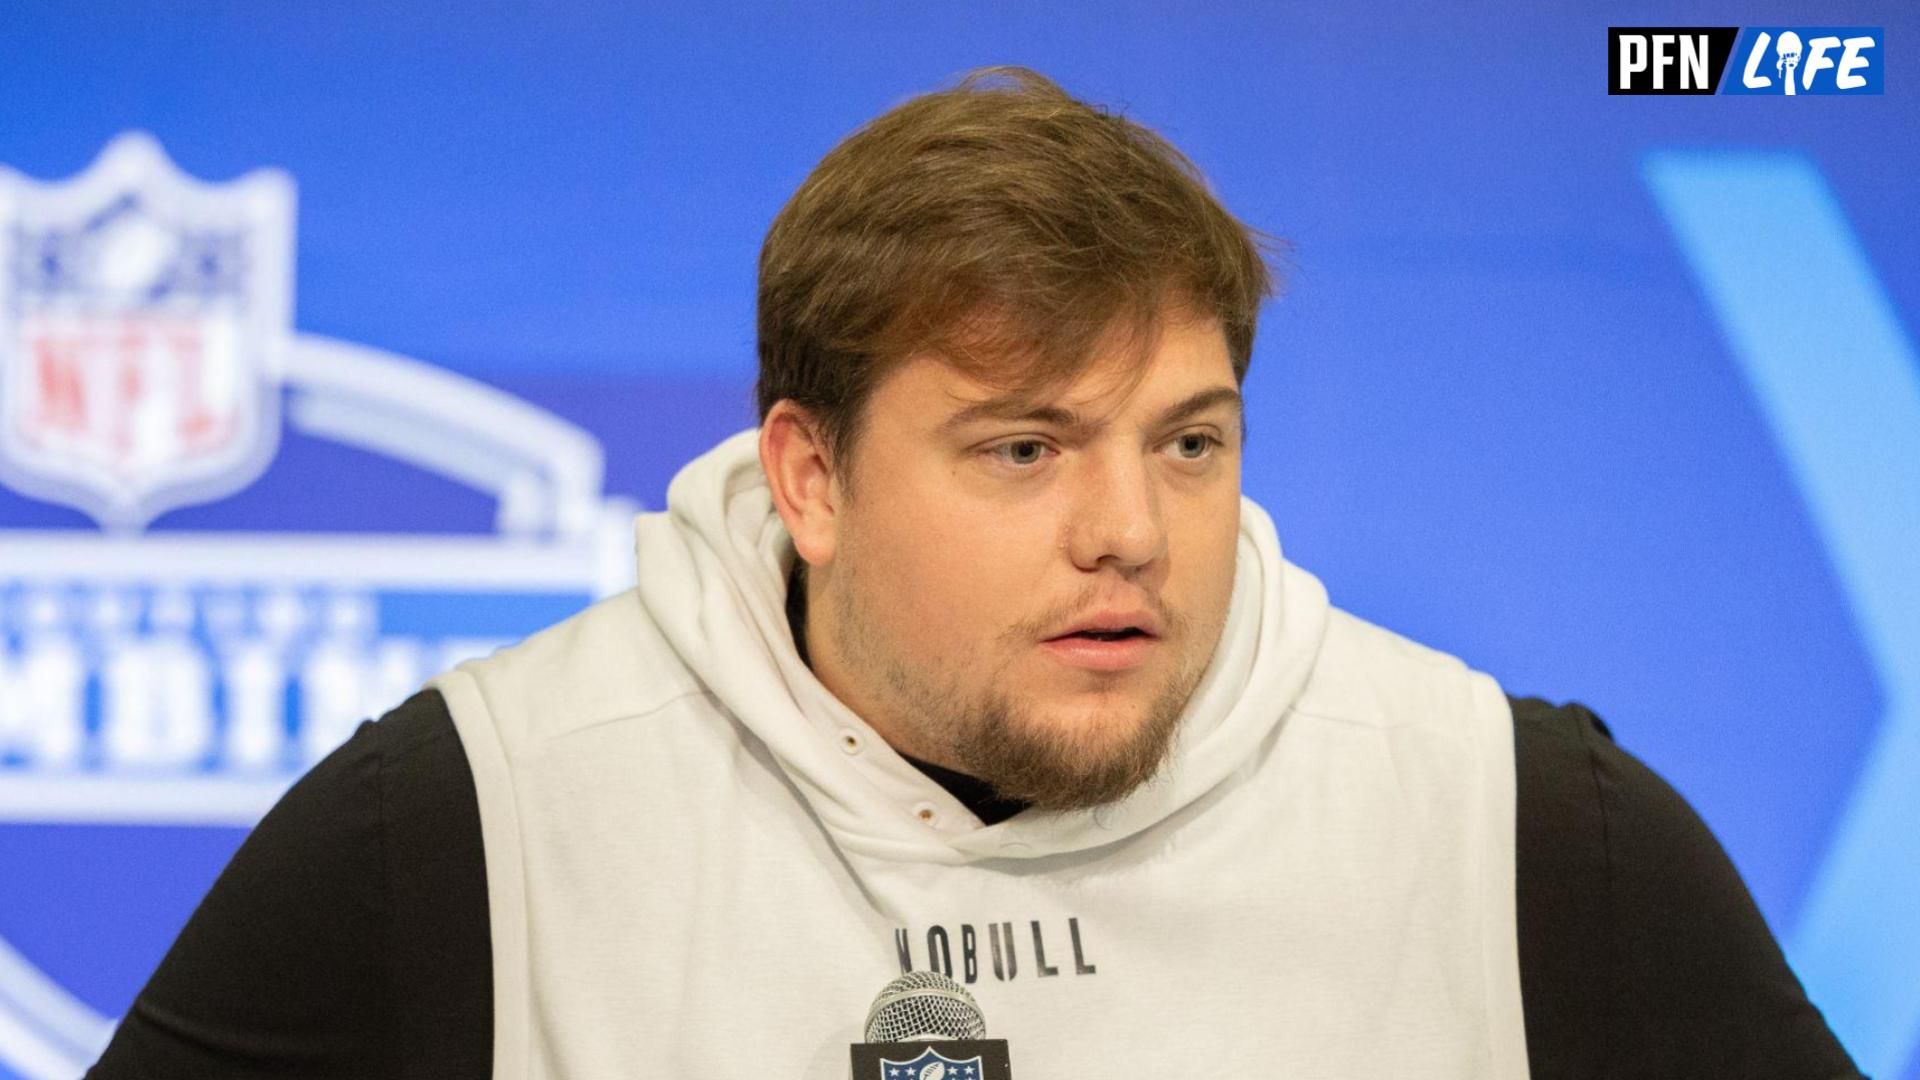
[
  {"left": 913, "top": 802, "right": 938, "bottom": 826},
  {"left": 839, "top": 730, "right": 863, "bottom": 754}
]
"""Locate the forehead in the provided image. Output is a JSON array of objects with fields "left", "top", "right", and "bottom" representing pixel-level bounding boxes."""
[{"left": 880, "top": 313, "right": 1237, "bottom": 429}]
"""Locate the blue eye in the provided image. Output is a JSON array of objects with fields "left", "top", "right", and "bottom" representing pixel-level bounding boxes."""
[
  {"left": 1170, "top": 433, "right": 1218, "bottom": 460},
  {"left": 992, "top": 440, "right": 1051, "bottom": 467}
]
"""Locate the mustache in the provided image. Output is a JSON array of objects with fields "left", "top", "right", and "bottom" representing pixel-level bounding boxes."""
[{"left": 1001, "top": 585, "right": 1186, "bottom": 643}]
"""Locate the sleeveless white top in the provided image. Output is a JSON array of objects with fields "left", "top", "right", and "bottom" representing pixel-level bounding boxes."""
[{"left": 430, "top": 430, "right": 1530, "bottom": 1080}]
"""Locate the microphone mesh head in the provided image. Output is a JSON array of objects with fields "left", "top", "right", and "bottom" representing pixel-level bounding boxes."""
[{"left": 863, "top": 970, "right": 987, "bottom": 1041}]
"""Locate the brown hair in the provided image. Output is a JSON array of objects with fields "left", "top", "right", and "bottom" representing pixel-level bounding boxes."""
[{"left": 755, "top": 66, "right": 1278, "bottom": 474}]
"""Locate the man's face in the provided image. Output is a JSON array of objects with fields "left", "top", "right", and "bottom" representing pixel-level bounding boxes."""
[{"left": 811, "top": 308, "right": 1244, "bottom": 810}]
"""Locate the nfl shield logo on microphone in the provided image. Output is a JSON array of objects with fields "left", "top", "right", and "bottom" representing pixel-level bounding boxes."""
[{"left": 879, "top": 1045, "right": 986, "bottom": 1080}]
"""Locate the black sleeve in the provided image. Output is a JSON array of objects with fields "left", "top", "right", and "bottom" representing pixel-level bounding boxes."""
[
  {"left": 1511, "top": 695, "right": 1864, "bottom": 1079},
  {"left": 85, "top": 689, "right": 493, "bottom": 1080}
]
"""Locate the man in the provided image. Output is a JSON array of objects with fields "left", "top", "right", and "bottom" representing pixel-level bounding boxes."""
[{"left": 90, "top": 68, "right": 1859, "bottom": 1079}]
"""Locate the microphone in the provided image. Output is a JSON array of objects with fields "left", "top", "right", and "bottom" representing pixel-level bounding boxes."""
[
  {"left": 849, "top": 971, "right": 1014, "bottom": 1079},
  {"left": 1775, "top": 30, "right": 1803, "bottom": 96}
]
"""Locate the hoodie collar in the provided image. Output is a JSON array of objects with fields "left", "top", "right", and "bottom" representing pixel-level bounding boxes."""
[{"left": 632, "top": 429, "right": 1330, "bottom": 863}]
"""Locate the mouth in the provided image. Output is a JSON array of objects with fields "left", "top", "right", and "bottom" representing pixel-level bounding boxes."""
[
  {"left": 1052, "top": 627, "right": 1151, "bottom": 642},
  {"left": 1040, "top": 626, "right": 1159, "bottom": 671}
]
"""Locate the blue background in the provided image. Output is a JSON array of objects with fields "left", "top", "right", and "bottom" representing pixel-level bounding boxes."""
[{"left": 1, "top": 2, "right": 1915, "bottom": 1075}]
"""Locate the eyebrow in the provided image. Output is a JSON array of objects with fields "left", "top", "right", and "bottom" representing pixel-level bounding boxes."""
[{"left": 939, "top": 385, "right": 1245, "bottom": 437}]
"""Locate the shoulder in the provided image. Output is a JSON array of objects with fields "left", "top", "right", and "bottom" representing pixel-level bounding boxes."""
[
  {"left": 1506, "top": 695, "right": 1622, "bottom": 1076},
  {"left": 1291, "top": 608, "right": 1494, "bottom": 731},
  {"left": 434, "top": 588, "right": 709, "bottom": 748},
  {"left": 89, "top": 689, "right": 490, "bottom": 1077},
  {"left": 255, "top": 687, "right": 482, "bottom": 879},
  {"left": 370, "top": 691, "right": 494, "bottom": 1075},
  {"left": 1507, "top": 696, "right": 1862, "bottom": 1079}
]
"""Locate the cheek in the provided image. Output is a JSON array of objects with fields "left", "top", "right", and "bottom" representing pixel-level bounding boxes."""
[
  {"left": 1170, "top": 493, "right": 1242, "bottom": 606},
  {"left": 849, "top": 475, "right": 1056, "bottom": 639}
]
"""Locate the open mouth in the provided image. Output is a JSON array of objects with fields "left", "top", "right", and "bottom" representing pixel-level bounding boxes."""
[
  {"left": 1059, "top": 628, "right": 1148, "bottom": 642},
  {"left": 1041, "top": 624, "right": 1158, "bottom": 671}
]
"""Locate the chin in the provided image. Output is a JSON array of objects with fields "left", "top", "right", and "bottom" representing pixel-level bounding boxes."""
[{"left": 1023, "top": 696, "right": 1158, "bottom": 750}]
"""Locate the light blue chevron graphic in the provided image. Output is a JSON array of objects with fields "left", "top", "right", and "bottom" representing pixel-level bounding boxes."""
[{"left": 1644, "top": 150, "right": 1920, "bottom": 1079}]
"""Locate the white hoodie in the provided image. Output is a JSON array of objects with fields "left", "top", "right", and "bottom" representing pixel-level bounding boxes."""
[{"left": 429, "top": 429, "right": 1529, "bottom": 1079}]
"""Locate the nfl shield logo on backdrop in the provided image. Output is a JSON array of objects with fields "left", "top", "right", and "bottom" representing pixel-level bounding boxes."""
[
  {"left": 0, "top": 133, "right": 639, "bottom": 1078},
  {"left": 0, "top": 132, "right": 292, "bottom": 531}
]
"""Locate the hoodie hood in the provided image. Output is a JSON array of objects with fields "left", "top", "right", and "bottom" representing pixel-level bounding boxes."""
[{"left": 632, "top": 428, "right": 1331, "bottom": 863}]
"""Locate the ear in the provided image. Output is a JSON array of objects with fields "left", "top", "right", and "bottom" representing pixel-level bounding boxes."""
[{"left": 759, "top": 401, "right": 841, "bottom": 568}]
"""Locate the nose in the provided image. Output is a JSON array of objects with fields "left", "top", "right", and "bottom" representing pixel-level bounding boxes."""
[{"left": 1063, "top": 450, "right": 1167, "bottom": 572}]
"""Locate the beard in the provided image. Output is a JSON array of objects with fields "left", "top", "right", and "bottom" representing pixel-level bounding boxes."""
[
  {"left": 823, "top": 551, "right": 1217, "bottom": 812},
  {"left": 947, "top": 666, "right": 1198, "bottom": 811}
]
